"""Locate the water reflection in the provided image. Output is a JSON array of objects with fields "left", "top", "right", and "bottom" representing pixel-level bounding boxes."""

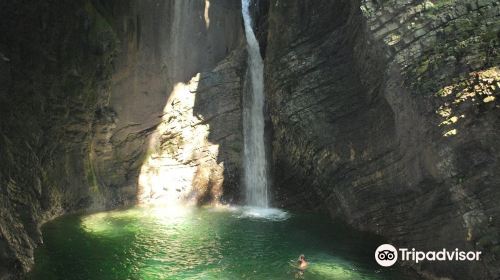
[{"left": 30, "top": 206, "right": 412, "bottom": 280}]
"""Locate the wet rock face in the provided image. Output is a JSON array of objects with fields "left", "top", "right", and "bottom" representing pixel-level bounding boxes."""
[
  {"left": 0, "top": 1, "right": 118, "bottom": 277},
  {"left": 0, "top": 0, "right": 245, "bottom": 278},
  {"left": 137, "top": 49, "right": 246, "bottom": 206},
  {"left": 90, "top": 0, "right": 244, "bottom": 208},
  {"left": 262, "top": 0, "right": 499, "bottom": 279}
]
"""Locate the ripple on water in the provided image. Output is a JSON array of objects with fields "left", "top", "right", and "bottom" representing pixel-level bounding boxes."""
[
  {"left": 236, "top": 206, "right": 290, "bottom": 221},
  {"left": 30, "top": 206, "right": 412, "bottom": 280},
  {"left": 206, "top": 205, "right": 290, "bottom": 221}
]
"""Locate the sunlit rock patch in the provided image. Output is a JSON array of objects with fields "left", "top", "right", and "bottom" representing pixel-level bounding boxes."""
[
  {"left": 435, "top": 67, "right": 499, "bottom": 137},
  {"left": 138, "top": 74, "right": 224, "bottom": 206}
]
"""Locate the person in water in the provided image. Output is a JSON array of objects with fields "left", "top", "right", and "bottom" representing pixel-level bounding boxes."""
[
  {"left": 292, "top": 254, "right": 309, "bottom": 278},
  {"left": 298, "top": 254, "right": 308, "bottom": 271}
]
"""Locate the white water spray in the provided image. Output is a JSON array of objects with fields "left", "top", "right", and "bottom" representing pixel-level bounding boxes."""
[{"left": 241, "top": 0, "right": 269, "bottom": 207}]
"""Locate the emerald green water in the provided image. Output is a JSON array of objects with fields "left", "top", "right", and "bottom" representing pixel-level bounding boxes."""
[{"left": 29, "top": 206, "right": 410, "bottom": 280}]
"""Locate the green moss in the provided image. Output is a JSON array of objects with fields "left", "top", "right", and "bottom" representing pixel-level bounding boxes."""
[
  {"left": 416, "top": 58, "right": 430, "bottom": 76},
  {"left": 84, "top": 0, "right": 116, "bottom": 42},
  {"left": 425, "top": 0, "right": 454, "bottom": 13},
  {"left": 405, "top": 4, "right": 499, "bottom": 94}
]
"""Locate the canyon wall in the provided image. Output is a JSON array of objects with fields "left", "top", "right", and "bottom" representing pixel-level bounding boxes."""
[
  {"left": 0, "top": 0, "right": 245, "bottom": 278},
  {"left": 0, "top": 1, "right": 117, "bottom": 276},
  {"left": 98, "top": 0, "right": 244, "bottom": 207},
  {"left": 1, "top": 0, "right": 498, "bottom": 279},
  {"left": 261, "top": 0, "right": 499, "bottom": 279}
]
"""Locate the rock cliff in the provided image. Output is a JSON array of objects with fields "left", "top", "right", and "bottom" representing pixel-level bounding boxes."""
[
  {"left": 261, "top": 0, "right": 499, "bottom": 279},
  {"left": 0, "top": 0, "right": 498, "bottom": 279},
  {"left": 0, "top": 0, "right": 244, "bottom": 278}
]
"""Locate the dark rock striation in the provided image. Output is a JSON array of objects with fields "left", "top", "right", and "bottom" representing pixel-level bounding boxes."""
[
  {"left": 261, "top": 0, "right": 499, "bottom": 279},
  {"left": 0, "top": 1, "right": 118, "bottom": 277},
  {"left": 0, "top": 0, "right": 245, "bottom": 278}
]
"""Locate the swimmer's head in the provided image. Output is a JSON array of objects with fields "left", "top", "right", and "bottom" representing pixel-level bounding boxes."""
[{"left": 299, "top": 254, "right": 306, "bottom": 261}]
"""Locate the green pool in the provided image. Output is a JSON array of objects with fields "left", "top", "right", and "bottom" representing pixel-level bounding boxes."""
[{"left": 29, "top": 206, "right": 412, "bottom": 279}]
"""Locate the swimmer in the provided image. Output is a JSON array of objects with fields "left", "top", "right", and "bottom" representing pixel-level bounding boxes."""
[{"left": 298, "top": 254, "right": 308, "bottom": 271}]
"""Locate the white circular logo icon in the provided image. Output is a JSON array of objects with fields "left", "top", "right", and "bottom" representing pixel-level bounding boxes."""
[{"left": 375, "top": 244, "right": 398, "bottom": 267}]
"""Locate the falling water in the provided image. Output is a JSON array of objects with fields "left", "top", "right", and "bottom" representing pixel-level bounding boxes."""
[{"left": 241, "top": 0, "right": 268, "bottom": 208}]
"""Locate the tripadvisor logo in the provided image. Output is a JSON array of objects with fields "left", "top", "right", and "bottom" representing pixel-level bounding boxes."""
[
  {"left": 375, "top": 244, "right": 398, "bottom": 267},
  {"left": 375, "top": 244, "right": 482, "bottom": 267}
]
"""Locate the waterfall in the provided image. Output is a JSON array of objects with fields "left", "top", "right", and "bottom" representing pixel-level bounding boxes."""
[{"left": 241, "top": 0, "right": 269, "bottom": 208}]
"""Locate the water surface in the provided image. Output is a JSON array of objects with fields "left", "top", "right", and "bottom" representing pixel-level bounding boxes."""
[{"left": 29, "top": 206, "right": 411, "bottom": 279}]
